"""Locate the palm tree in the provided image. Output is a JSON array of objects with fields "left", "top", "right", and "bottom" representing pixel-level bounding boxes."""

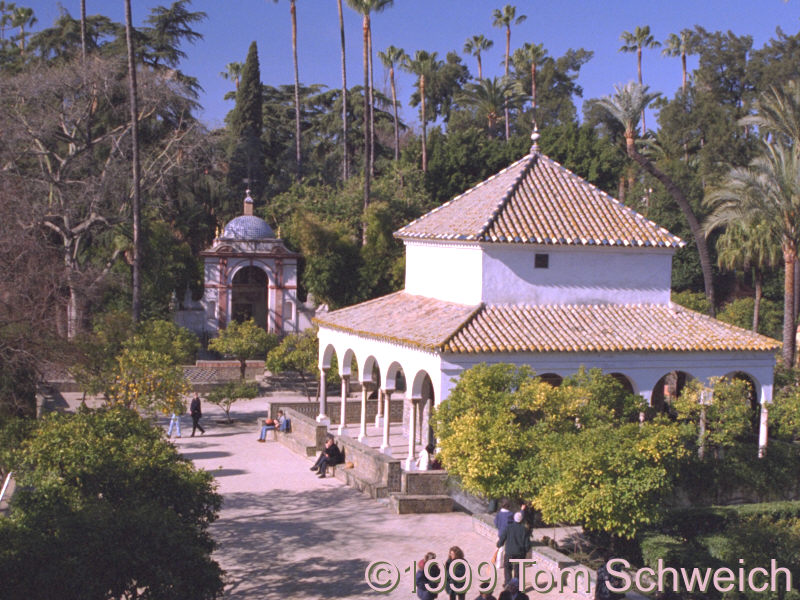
[
  {"left": 705, "top": 143, "right": 800, "bottom": 367},
  {"left": 346, "top": 0, "right": 394, "bottom": 210},
  {"left": 337, "top": 0, "right": 349, "bottom": 180},
  {"left": 511, "top": 42, "right": 546, "bottom": 126},
  {"left": 0, "top": 2, "right": 16, "bottom": 42},
  {"left": 740, "top": 80, "right": 800, "bottom": 149},
  {"left": 123, "top": 0, "right": 142, "bottom": 323},
  {"left": 619, "top": 25, "right": 661, "bottom": 134},
  {"left": 713, "top": 221, "right": 780, "bottom": 332},
  {"left": 220, "top": 61, "right": 243, "bottom": 99},
  {"left": 492, "top": 4, "right": 526, "bottom": 141},
  {"left": 597, "top": 82, "right": 717, "bottom": 316},
  {"left": 463, "top": 34, "right": 493, "bottom": 80},
  {"left": 11, "top": 5, "right": 35, "bottom": 53},
  {"left": 403, "top": 50, "right": 440, "bottom": 173},
  {"left": 458, "top": 76, "right": 524, "bottom": 137},
  {"left": 662, "top": 29, "right": 695, "bottom": 94},
  {"left": 379, "top": 45, "right": 407, "bottom": 161}
]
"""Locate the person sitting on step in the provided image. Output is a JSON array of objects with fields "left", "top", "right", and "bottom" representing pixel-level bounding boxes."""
[
  {"left": 257, "top": 412, "right": 279, "bottom": 442},
  {"left": 309, "top": 434, "right": 343, "bottom": 478}
]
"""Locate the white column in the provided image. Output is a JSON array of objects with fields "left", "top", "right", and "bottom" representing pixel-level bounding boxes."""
[
  {"left": 405, "top": 397, "right": 418, "bottom": 471},
  {"left": 380, "top": 390, "right": 392, "bottom": 456},
  {"left": 316, "top": 368, "right": 330, "bottom": 425},
  {"left": 358, "top": 382, "right": 369, "bottom": 442},
  {"left": 337, "top": 375, "right": 349, "bottom": 435},
  {"left": 758, "top": 403, "right": 769, "bottom": 458},
  {"left": 374, "top": 388, "right": 384, "bottom": 427}
]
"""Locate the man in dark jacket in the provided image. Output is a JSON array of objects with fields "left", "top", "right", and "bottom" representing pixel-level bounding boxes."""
[
  {"left": 497, "top": 512, "right": 531, "bottom": 587},
  {"left": 190, "top": 394, "right": 205, "bottom": 436},
  {"left": 310, "top": 434, "right": 343, "bottom": 478}
]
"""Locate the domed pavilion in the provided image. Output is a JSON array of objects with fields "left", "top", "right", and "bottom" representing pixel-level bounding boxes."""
[{"left": 198, "top": 191, "right": 301, "bottom": 338}]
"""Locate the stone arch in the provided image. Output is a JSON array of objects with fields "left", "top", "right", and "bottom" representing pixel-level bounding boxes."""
[
  {"left": 609, "top": 372, "right": 636, "bottom": 395},
  {"left": 721, "top": 371, "right": 760, "bottom": 433},
  {"left": 539, "top": 373, "right": 563, "bottom": 387},
  {"left": 411, "top": 370, "right": 436, "bottom": 448},
  {"left": 320, "top": 343, "right": 337, "bottom": 370},
  {"left": 360, "top": 355, "right": 381, "bottom": 395},
  {"left": 651, "top": 370, "right": 695, "bottom": 415},
  {"left": 340, "top": 348, "right": 358, "bottom": 378},
  {"left": 230, "top": 265, "right": 268, "bottom": 328},
  {"left": 384, "top": 361, "right": 406, "bottom": 392}
]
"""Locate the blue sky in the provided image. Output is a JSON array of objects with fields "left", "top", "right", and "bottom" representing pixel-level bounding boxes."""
[{"left": 24, "top": 1, "right": 800, "bottom": 131}]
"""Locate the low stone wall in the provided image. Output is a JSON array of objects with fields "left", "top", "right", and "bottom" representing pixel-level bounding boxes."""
[
  {"left": 402, "top": 470, "right": 448, "bottom": 495},
  {"left": 278, "top": 407, "right": 328, "bottom": 457},
  {"left": 334, "top": 434, "right": 402, "bottom": 498}
]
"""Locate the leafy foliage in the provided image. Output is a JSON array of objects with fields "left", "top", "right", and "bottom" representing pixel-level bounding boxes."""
[
  {"left": 208, "top": 318, "right": 278, "bottom": 379},
  {"left": 266, "top": 327, "right": 320, "bottom": 400},
  {"left": 0, "top": 406, "right": 223, "bottom": 600},
  {"left": 206, "top": 380, "right": 258, "bottom": 423}
]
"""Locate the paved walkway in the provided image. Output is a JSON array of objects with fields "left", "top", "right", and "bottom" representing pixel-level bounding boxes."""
[
  {"left": 162, "top": 397, "right": 582, "bottom": 600},
  {"left": 53, "top": 393, "right": 581, "bottom": 599}
]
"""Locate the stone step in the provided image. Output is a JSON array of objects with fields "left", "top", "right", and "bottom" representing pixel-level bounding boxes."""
[
  {"left": 389, "top": 494, "right": 453, "bottom": 515},
  {"left": 330, "top": 464, "right": 389, "bottom": 499}
]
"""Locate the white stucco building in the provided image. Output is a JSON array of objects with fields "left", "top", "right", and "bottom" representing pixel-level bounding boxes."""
[{"left": 316, "top": 139, "right": 780, "bottom": 470}]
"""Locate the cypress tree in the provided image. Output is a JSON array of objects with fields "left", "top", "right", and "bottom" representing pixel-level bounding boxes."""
[{"left": 227, "top": 41, "right": 266, "bottom": 209}]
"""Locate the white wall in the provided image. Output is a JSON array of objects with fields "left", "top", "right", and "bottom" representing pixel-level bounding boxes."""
[
  {"left": 440, "top": 350, "right": 775, "bottom": 406},
  {"left": 403, "top": 241, "right": 483, "bottom": 304},
  {"left": 480, "top": 244, "right": 674, "bottom": 305}
]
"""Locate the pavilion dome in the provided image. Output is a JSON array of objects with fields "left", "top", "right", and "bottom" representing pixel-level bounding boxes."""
[{"left": 221, "top": 215, "right": 276, "bottom": 240}]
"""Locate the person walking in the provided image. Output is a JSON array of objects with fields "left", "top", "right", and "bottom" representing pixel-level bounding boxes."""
[
  {"left": 166, "top": 411, "right": 182, "bottom": 438},
  {"left": 190, "top": 394, "right": 205, "bottom": 437}
]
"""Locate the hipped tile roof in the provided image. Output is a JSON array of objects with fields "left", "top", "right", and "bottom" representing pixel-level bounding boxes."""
[
  {"left": 395, "top": 152, "right": 684, "bottom": 248},
  {"left": 315, "top": 293, "right": 780, "bottom": 354}
]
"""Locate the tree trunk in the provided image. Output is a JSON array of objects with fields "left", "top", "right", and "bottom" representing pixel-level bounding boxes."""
[
  {"left": 421, "top": 74, "right": 427, "bottom": 173},
  {"left": 504, "top": 26, "right": 510, "bottom": 142},
  {"left": 390, "top": 67, "right": 399, "bottom": 161},
  {"left": 124, "top": 0, "right": 142, "bottom": 324},
  {"left": 783, "top": 246, "right": 797, "bottom": 368},
  {"left": 67, "top": 284, "right": 87, "bottom": 340},
  {"left": 361, "top": 15, "right": 370, "bottom": 214},
  {"left": 80, "top": 0, "right": 86, "bottom": 61},
  {"left": 337, "top": 0, "right": 348, "bottom": 180},
  {"left": 367, "top": 17, "right": 375, "bottom": 178},
  {"left": 477, "top": 53, "right": 482, "bottom": 80},
  {"left": 753, "top": 267, "right": 762, "bottom": 333},
  {"left": 637, "top": 46, "right": 646, "bottom": 135},
  {"left": 530, "top": 61, "right": 537, "bottom": 127},
  {"left": 626, "top": 136, "right": 716, "bottom": 316},
  {"left": 291, "top": 0, "right": 301, "bottom": 180},
  {"left": 681, "top": 50, "right": 687, "bottom": 95}
]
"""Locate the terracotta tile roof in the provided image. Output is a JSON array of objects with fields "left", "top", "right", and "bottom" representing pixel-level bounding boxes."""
[
  {"left": 315, "top": 293, "right": 780, "bottom": 354},
  {"left": 444, "top": 303, "right": 781, "bottom": 353},
  {"left": 395, "top": 152, "right": 683, "bottom": 248},
  {"left": 314, "top": 292, "right": 479, "bottom": 349}
]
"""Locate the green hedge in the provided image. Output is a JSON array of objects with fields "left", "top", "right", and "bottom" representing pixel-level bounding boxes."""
[{"left": 661, "top": 500, "right": 800, "bottom": 537}]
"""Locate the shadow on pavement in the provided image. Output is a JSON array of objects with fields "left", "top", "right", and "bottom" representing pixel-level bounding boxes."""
[{"left": 181, "top": 451, "right": 231, "bottom": 460}]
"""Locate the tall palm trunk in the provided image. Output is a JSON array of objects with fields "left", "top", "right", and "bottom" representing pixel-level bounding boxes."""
[
  {"left": 80, "top": 0, "right": 86, "bottom": 61},
  {"left": 504, "top": 26, "right": 510, "bottom": 141},
  {"left": 124, "top": 0, "right": 142, "bottom": 323},
  {"left": 530, "top": 61, "right": 537, "bottom": 126},
  {"left": 783, "top": 245, "right": 797, "bottom": 367},
  {"left": 420, "top": 74, "right": 427, "bottom": 173},
  {"left": 681, "top": 50, "right": 687, "bottom": 95},
  {"left": 389, "top": 64, "right": 399, "bottom": 161},
  {"left": 477, "top": 53, "right": 483, "bottom": 80},
  {"left": 291, "top": 0, "right": 301, "bottom": 179},
  {"left": 625, "top": 135, "right": 716, "bottom": 316},
  {"left": 361, "top": 14, "right": 370, "bottom": 212},
  {"left": 753, "top": 267, "right": 762, "bottom": 333},
  {"left": 637, "top": 47, "right": 646, "bottom": 134},
  {"left": 367, "top": 20, "right": 375, "bottom": 177},
  {"left": 337, "top": 0, "right": 349, "bottom": 180}
]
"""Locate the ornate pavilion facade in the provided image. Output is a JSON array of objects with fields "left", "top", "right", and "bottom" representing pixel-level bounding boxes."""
[{"left": 315, "top": 138, "right": 780, "bottom": 470}]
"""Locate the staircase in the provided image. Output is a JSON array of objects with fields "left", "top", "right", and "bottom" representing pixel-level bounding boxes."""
[{"left": 389, "top": 470, "right": 453, "bottom": 514}]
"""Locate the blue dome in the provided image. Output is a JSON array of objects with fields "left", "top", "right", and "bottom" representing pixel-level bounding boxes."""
[{"left": 222, "top": 215, "right": 275, "bottom": 239}]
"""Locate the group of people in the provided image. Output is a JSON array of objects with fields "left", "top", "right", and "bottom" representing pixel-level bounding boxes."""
[
  {"left": 165, "top": 394, "right": 205, "bottom": 438},
  {"left": 415, "top": 546, "right": 528, "bottom": 600},
  {"left": 256, "top": 409, "right": 289, "bottom": 441}
]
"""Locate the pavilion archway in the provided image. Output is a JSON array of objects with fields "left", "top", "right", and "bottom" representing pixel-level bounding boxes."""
[
  {"left": 230, "top": 266, "right": 268, "bottom": 328},
  {"left": 651, "top": 370, "right": 695, "bottom": 416}
]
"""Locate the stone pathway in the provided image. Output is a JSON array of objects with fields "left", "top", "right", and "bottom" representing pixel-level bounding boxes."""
[{"left": 165, "top": 397, "right": 583, "bottom": 599}]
